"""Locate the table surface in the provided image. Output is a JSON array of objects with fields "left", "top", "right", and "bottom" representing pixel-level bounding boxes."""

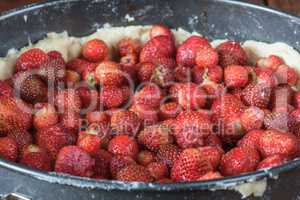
[{"left": 0, "top": 0, "right": 300, "bottom": 15}]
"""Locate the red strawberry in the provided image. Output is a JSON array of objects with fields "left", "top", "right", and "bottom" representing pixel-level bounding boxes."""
[
  {"left": 256, "top": 55, "right": 284, "bottom": 71},
  {"left": 38, "top": 57, "right": 66, "bottom": 85},
  {"left": 137, "top": 62, "right": 157, "bottom": 83},
  {"left": 129, "top": 103, "right": 159, "bottom": 127},
  {"left": 241, "top": 83, "right": 271, "bottom": 108},
  {"left": 86, "top": 111, "right": 110, "bottom": 125},
  {"left": 0, "top": 80, "right": 13, "bottom": 97},
  {"left": 258, "top": 129, "right": 299, "bottom": 158},
  {"left": 175, "top": 66, "right": 192, "bottom": 83},
  {"left": 294, "top": 92, "right": 300, "bottom": 108},
  {"left": 47, "top": 50, "right": 63, "bottom": 59},
  {"left": 92, "top": 149, "right": 112, "bottom": 179},
  {"left": 110, "top": 155, "right": 136, "bottom": 178},
  {"left": 204, "top": 134, "right": 223, "bottom": 149},
  {"left": 197, "top": 171, "right": 223, "bottom": 181},
  {"left": 0, "top": 137, "right": 18, "bottom": 161},
  {"left": 138, "top": 125, "right": 173, "bottom": 151},
  {"left": 116, "top": 164, "right": 153, "bottom": 182},
  {"left": 137, "top": 150, "right": 156, "bottom": 166},
  {"left": 270, "top": 84, "right": 294, "bottom": 111},
  {"left": 21, "top": 145, "right": 52, "bottom": 171},
  {"left": 120, "top": 53, "right": 139, "bottom": 81},
  {"left": 140, "top": 36, "right": 175, "bottom": 63},
  {"left": 117, "top": 37, "right": 141, "bottom": 57},
  {"left": 191, "top": 65, "right": 204, "bottom": 84},
  {"left": 150, "top": 24, "right": 173, "bottom": 39},
  {"left": 61, "top": 111, "right": 81, "bottom": 132},
  {"left": 95, "top": 61, "right": 124, "bottom": 86},
  {"left": 36, "top": 124, "right": 77, "bottom": 160},
  {"left": 147, "top": 162, "right": 169, "bottom": 180},
  {"left": 108, "top": 135, "right": 139, "bottom": 158},
  {"left": 220, "top": 147, "right": 260, "bottom": 176},
  {"left": 153, "top": 57, "right": 176, "bottom": 69},
  {"left": 7, "top": 130, "right": 32, "bottom": 154},
  {"left": 207, "top": 65, "right": 223, "bottom": 83},
  {"left": 255, "top": 67, "right": 278, "bottom": 88},
  {"left": 55, "top": 145, "right": 95, "bottom": 177},
  {"left": 289, "top": 109, "right": 300, "bottom": 134},
  {"left": 81, "top": 63, "right": 98, "bottom": 87},
  {"left": 110, "top": 110, "right": 141, "bottom": 136},
  {"left": 66, "top": 58, "right": 96, "bottom": 74},
  {"left": 159, "top": 102, "right": 181, "bottom": 120},
  {"left": 176, "top": 36, "right": 211, "bottom": 67},
  {"left": 156, "top": 144, "right": 180, "bottom": 168},
  {"left": 134, "top": 84, "right": 163, "bottom": 109},
  {"left": 33, "top": 103, "right": 59, "bottom": 130},
  {"left": 224, "top": 65, "right": 249, "bottom": 88},
  {"left": 100, "top": 85, "right": 125, "bottom": 109},
  {"left": 195, "top": 46, "right": 219, "bottom": 68},
  {"left": 257, "top": 154, "right": 288, "bottom": 170},
  {"left": 77, "top": 130, "right": 102, "bottom": 155},
  {"left": 150, "top": 65, "right": 174, "bottom": 88},
  {"left": 198, "top": 146, "right": 224, "bottom": 170},
  {"left": 82, "top": 39, "right": 109, "bottom": 62},
  {"left": 171, "top": 148, "right": 213, "bottom": 182},
  {"left": 240, "top": 106, "right": 265, "bottom": 131},
  {"left": 264, "top": 112, "right": 289, "bottom": 132},
  {"left": 237, "top": 129, "right": 264, "bottom": 150},
  {"left": 16, "top": 48, "right": 49, "bottom": 72},
  {"left": 216, "top": 41, "right": 247, "bottom": 67},
  {"left": 75, "top": 87, "right": 98, "bottom": 111},
  {"left": 55, "top": 89, "right": 82, "bottom": 113},
  {"left": 275, "top": 64, "right": 299, "bottom": 85},
  {"left": 65, "top": 70, "right": 81, "bottom": 86}
]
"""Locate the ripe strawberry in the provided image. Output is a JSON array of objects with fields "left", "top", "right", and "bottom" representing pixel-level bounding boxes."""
[
  {"left": 240, "top": 106, "right": 265, "bottom": 131},
  {"left": 174, "top": 111, "right": 212, "bottom": 148},
  {"left": 198, "top": 146, "right": 224, "bottom": 170},
  {"left": 289, "top": 109, "right": 300, "bottom": 134},
  {"left": 0, "top": 137, "right": 18, "bottom": 161},
  {"left": 0, "top": 80, "right": 13, "bottom": 97},
  {"left": 117, "top": 37, "right": 141, "bottom": 57},
  {"left": 77, "top": 130, "right": 102, "bottom": 155},
  {"left": 66, "top": 58, "right": 96, "bottom": 74},
  {"left": 217, "top": 115, "right": 245, "bottom": 144},
  {"left": 150, "top": 24, "right": 173, "bottom": 39},
  {"left": 100, "top": 85, "right": 125, "bottom": 109},
  {"left": 150, "top": 65, "right": 174, "bottom": 88},
  {"left": 147, "top": 162, "right": 169, "bottom": 180},
  {"left": 116, "top": 164, "right": 153, "bottom": 182},
  {"left": 156, "top": 144, "right": 180, "bottom": 168},
  {"left": 55, "top": 89, "right": 82, "bottom": 113},
  {"left": 258, "top": 129, "right": 299, "bottom": 158},
  {"left": 171, "top": 148, "right": 213, "bottom": 182},
  {"left": 176, "top": 36, "right": 211, "bottom": 67},
  {"left": 275, "top": 64, "right": 299, "bottom": 85},
  {"left": 207, "top": 65, "right": 223, "bottom": 83},
  {"left": 75, "top": 87, "right": 98, "bottom": 111},
  {"left": 129, "top": 103, "right": 159, "bottom": 127},
  {"left": 195, "top": 46, "right": 219, "bottom": 68},
  {"left": 110, "top": 110, "right": 141, "bottom": 136},
  {"left": 36, "top": 124, "right": 77, "bottom": 160},
  {"left": 255, "top": 67, "right": 278, "bottom": 88},
  {"left": 86, "top": 111, "right": 110, "bottom": 125},
  {"left": 201, "top": 82, "right": 226, "bottom": 101},
  {"left": 47, "top": 50, "right": 63, "bottom": 59},
  {"left": 237, "top": 129, "right": 264, "bottom": 150},
  {"left": 256, "top": 55, "right": 284, "bottom": 71},
  {"left": 65, "top": 70, "right": 81, "bottom": 86},
  {"left": 61, "top": 111, "right": 81, "bottom": 132},
  {"left": 138, "top": 125, "right": 173, "bottom": 151},
  {"left": 120, "top": 53, "right": 139, "bottom": 81},
  {"left": 204, "top": 134, "right": 223, "bottom": 149},
  {"left": 13, "top": 72, "right": 48, "bottom": 104},
  {"left": 257, "top": 154, "right": 288, "bottom": 170},
  {"left": 294, "top": 92, "right": 300, "bottom": 108},
  {"left": 108, "top": 135, "right": 139, "bottom": 158},
  {"left": 33, "top": 103, "right": 58, "bottom": 130},
  {"left": 92, "top": 149, "right": 112, "bottom": 179},
  {"left": 134, "top": 84, "right": 163, "bottom": 109},
  {"left": 159, "top": 102, "right": 181, "bottom": 120},
  {"left": 20, "top": 145, "right": 52, "bottom": 171},
  {"left": 16, "top": 48, "right": 49, "bottom": 72},
  {"left": 224, "top": 65, "right": 249, "bottom": 88},
  {"left": 270, "top": 84, "right": 294, "bottom": 111},
  {"left": 95, "top": 61, "right": 124, "bottom": 86},
  {"left": 38, "top": 57, "right": 66, "bottom": 85},
  {"left": 241, "top": 83, "right": 271, "bottom": 108},
  {"left": 7, "top": 130, "right": 32, "bottom": 154},
  {"left": 197, "top": 171, "right": 223, "bottom": 181},
  {"left": 55, "top": 146, "right": 95, "bottom": 177},
  {"left": 264, "top": 112, "right": 289, "bottom": 132},
  {"left": 137, "top": 150, "right": 156, "bottom": 166},
  {"left": 81, "top": 63, "right": 98, "bottom": 87},
  {"left": 137, "top": 62, "right": 157, "bottom": 83},
  {"left": 175, "top": 66, "right": 192, "bottom": 83},
  {"left": 220, "top": 147, "right": 260, "bottom": 176},
  {"left": 140, "top": 36, "right": 175, "bottom": 63},
  {"left": 82, "top": 39, "right": 109, "bottom": 62},
  {"left": 110, "top": 155, "right": 136, "bottom": 178},
  {"left": 216, "top": 41, "right": 247, "bottom": 67}
]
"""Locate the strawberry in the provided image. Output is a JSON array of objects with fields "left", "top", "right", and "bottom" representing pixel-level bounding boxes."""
[
  {"left": 117, "top": 37, "right": 141, "bottom": 57},
  {"left": 20, "top": 145, "right": 52, "bottom": 171},
  {"left": 0, "top": 80, "right": 13, "bottom": 97},
  {"left": 55, "top": 89, "right": 82, "bottom": 113},
  {"left": 241, "top": 83, "right": 271, "bottom": 109},
  {"left": 256, "top": 55, "right": 284, "bottom": 71},
  {"left": 38, "top": 57, "right": 66, "bottom": 86},
  {"left": 140, "top": 36, "right": 175, "bottom": 63},
  {"left": 207, "top": 65, "right": 223, "bottom": 83},
  {"left": 129, "top": 103, "right": 159, "bottom": 127},
  {"left": 110, "top": 155, "right": 136, "bottom": 178},
  {"left": 110, "top": 110, "right": 141, "bottom": 136},
  {"left": 147, "top": 162, "right": 169, "bottom": 180},
  {"left": 257, "top": 154, "right": 288, "bottom": 170},
  {"left": 66, "top": 58, "right": 96, "bottom": 74},
  {"left": 198, "top": 146, "right": 224, "bottom": 170},
  {"left": 100, "top": 85, "right": 125, "bottom": 109},
  {"left": 264, "top": 112, "right": 289, "bottom": 132},
  {"left": 81, "top": 63, "right": 98, "bottom": 87},
  {"left": 138, "top": 125, "right": 174, "bottom": 151},
  {"left": 36, "top": 124, "right": 77, "bottom": 160},
  {"left": 220, "top": 147, "right": 260, "bottom": 176},
  {"left": 174, "top": 111, "right": 212, "bottom": 148},
  {"left": 137, "top": 150, "right": 156, "bottom": 166},
  {"left": 217, "top": 115, "right": 245, "bottom": 144},
  {"left": 33, "top": 103, "right": 59, "bottom": 130},
  {"left": 77, "top": 130, "right": 102, "bottom": 155},
  {"left": 108, "top": 135, "right": 139, "bottom": 158},
  {"left": 82, "top": 39, "right": 109, "bottom": 62},
  {"left": 156, "top": 144, "right": 180, "bottom": 168},
  {"left": 0, "top": 137, "right": 18, "bottom": 161},
  {"left": 216, "top": 41, "right": 247, "bottom": 67},
  {"left": 150, "top": 24, "right": 173, "bottom": 39},
  {"left": 175, "top": 66, "right": 192, "bottom": 83},
  {"left": 195, "top": 46, "right": 219, "bottom": 68},
  {"left": 86, "top": 111, "right": 110, "bottom": 125},
  {"left": 92, "top": 149, "right": 112, "bottom": 179},
  {"left": 120, "top": 53, "right": 139, "bottom": 81},
  {"left": 134, "top": 84, "right": 163, "bottom": 109},
  {"left": 171, "top": 148, "right": 213, "bottom": 182},
  {"left": 55, "top": 145, "right": 95, "bottom": 177},
  {"left": 150, "top": 65, "right": 174, "bottom": 88},
  {"left": 137, "top": 62, "right": 157, "bottom": 83},
  {"left": 65, "top": 70, "right": 81, "bottom": 87},
  {"left": 13, "top": 72, "right": 48, "bottom": 104},
  {"left": 294, "top": 92, "right": 300, "bottom": 108},
  {"left": 16, "top": 48, "right": 49, "bottom": 72},
  {"left": 47, "top": 50, "right": 63, "bottom": 59},
  {"left": 7, "top": 130, "right": 32, "bottom": 154},
  {"left": 191, "top": 65, "right": 204, "bottom": 84},
  {"left": 224, "top": 65, "right": 249, "bottom": 88},
  {"left": 258, "top": 129, "right": 299, "bottom": 158},
  {"left": 61, "top": 111, "right": 81, "bottom": 132},
  {"left": 95, "top": 61, "right": 124, "bottom": 86},
  {"left": 240, "top": 106, "right": 265, "bottom": 131},
  {"left": 270, "top": 84, "right": 294, "bottom": 111},
  {"left": 153, "top": 57, "right": 176, "bottom": 69},
  {"left": 197, "top": 171, "right": 223, "bottom": 181},
  {"left": 204, "top": 134, "right": 223, "bottom": 149},
  {"left": 237, "top": 129, "right": 264, "bottom": 150},
  {"left": 289, "top": 109, "right": 300, "bottom": 134},
  {"left": 274, "top": 64, "right": 299, "bottom": 85},
  {"left": 176, "top": 36, "right": 211, "bottom": 67},
  {"left": 75, "top": 87, "right": 98, "bottom": 111},
  {"left": 255, "top": 67, "right": 278, "bottom": 88},
  {"left": 116, "top": 164, "right": 153, "bottom": 182},
  {"left": 159, "top": 102, "right": 181, "bottom": 120}
]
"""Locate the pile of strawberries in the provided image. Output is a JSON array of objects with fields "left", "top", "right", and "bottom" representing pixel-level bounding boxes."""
[{"left": 0, "top": 24, "right": 300, "bottom": 183}]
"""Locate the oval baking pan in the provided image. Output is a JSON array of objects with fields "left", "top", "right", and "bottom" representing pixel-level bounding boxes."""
[{"left": 1, "top": 0, "right": 300, "bottom": 199}]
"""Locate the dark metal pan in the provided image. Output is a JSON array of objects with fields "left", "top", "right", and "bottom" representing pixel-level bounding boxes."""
[{"left": 1, "top": 0, "right": 300, "bottom": 199}]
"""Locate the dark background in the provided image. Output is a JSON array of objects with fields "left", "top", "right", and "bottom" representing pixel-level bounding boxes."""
[{"left": 0, "top": 0, "right": 300, "bottom": 15}]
